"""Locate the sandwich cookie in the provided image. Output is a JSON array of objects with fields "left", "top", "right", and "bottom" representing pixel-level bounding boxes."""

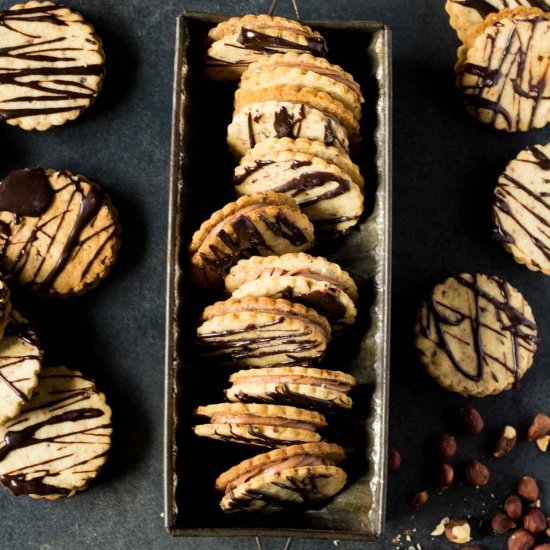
[
  {"left": 189, "top": 192, "right": 315, "bottom": 289},
  {"left": 196, "top": 296, "right": 331, "bottom": 368},
  {"left": 0, "top": 311, "right": 42, "bottom": 425},
  {"left": 445, "top": 0, "right": 550, "bottom": 43},
  {"left": 216, "top": 442, "right": 346, "bottom": 513},
  {"left": 240, "top": 53, "right": 364, "bottom": 120},
  {"left": 234, "top": 141, "right": 364, "bottom": 233},
  {"left": 492, "top": 143, "right": 550, "bottom": 274},
  {"left": 0, "top": 365, "right": 112, "bottom": 498},
  {"left": 193, "top": 403, "right": 327, "bottom": 448},
  {"left": 225, "top": 367, "right": 357, "bottom": 411},
  {"left": 0, "top": 168, "right": 120, "bottom": 297},
  {"left": 415, "top": 273, "right": 538, "bottom": 397},
  {"left": 456, "top": 7, "right": 550, "bottom": 132},
  {"left": 0, "top": 0, "right": 105, "bottom": 130},
  {"left": 205, "top": 15, "right": 328, "bottom": 80},
  {"left": 225, "top": 253, "right": 358, "bottom": 326}
]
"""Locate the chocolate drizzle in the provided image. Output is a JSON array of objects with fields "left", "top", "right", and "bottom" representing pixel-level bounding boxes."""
[
  {"left": 0, "top": 4, "right": 104, "bottom": 121},
  {"left": 452, "top": 0, "right": 550, "bottom": 20},
  {"left": 419, "top": 274, "right": 538, "bottom": 386},
  {"left": 273, "top": 105, "right": 306, "bottom": 138},
  {"left": 237, "top": 28, "right": 328, "bottom": 58},
  {"left": 233, "top": 160, "right": 274, "bottom": 185},
  {"left": 0, "top": 169, "right": 53, "bottom": 219}
]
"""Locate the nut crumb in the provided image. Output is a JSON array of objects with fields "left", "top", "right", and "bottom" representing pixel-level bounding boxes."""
[{"left": 431, "top": 517, "right": 449, "bottom": 536}]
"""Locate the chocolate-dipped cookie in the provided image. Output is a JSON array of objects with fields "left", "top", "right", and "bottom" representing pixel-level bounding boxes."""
[
  {"left": 415, "top": 273, "right": 538, "bottom": 397},
  {"left": 226, "top": 367, "right": 357, "bottom": 411},
  {"left": 197, "top": 296, "right": 331, "bottom": 368},
  {"left": 493, "top": 144, "right": 550, "bottom": 274},
  {"left": 0, "top": 1, "right": 105, "bottom": 131},
  {"left": 456, "top": 7, "right": 550, "bottom": 132},
  {"left": 446, "top": 0, "right": 550, "bottom": 42},
  {"left": 193, "top": 403, "right": 327, "bottom": 448},
  {"left": 234, "top": 140, "right": 364, "bottom": 232},
  {"left": 225, "top": 253, "right": 358, "bottom": 326},
  {"left": 0, "top": 311, "right": 41, "bottom": 424},
  {"left": 240, "top": 53, "right": 364, "bottom": 120},
  {"left": 0, "top": 365, "right": 112, "bottom": 498},
  {"left": 189, "top": 191, "right": 315, "bottom": 289},
  {"left": 216, "top": 442, "right": 346, "bottom": 513},
  {"left": 0, "top": 168, "right": 120, "bottom": 297},
  {"left": 205, "top": 15, "right": 328, "bottom": 80}
]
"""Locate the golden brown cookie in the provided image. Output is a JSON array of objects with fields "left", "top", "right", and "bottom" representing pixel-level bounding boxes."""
[
  {"left": 415, "top": 273, "right": 538, "bottom": 396},
  {"left": 0, "top": 1, "right": 105, "bottom": 130},
  {"left": 0, "top": 168, "right": 120, "bottom": 297}
]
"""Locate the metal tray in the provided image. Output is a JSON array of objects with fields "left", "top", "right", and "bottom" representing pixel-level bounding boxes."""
[{"left": 164, "top": 11, "right": 392, "bottom": 541}]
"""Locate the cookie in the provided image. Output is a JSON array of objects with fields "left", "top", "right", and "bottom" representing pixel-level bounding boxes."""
[
  {"left": 0, "top": 365, "right": 112, "bottom": 498},
  {"left": 234, "top": 145, "right": 364, "bottom": 233},
  {"left": 0, "top": 168, "right": 120, "bottom": 297},
  {"left": 446, "top": 0, "right": 550, "bottom": 43},
  {"left": 0, "top": 311, "right": 41, "bottom": 425},
  {"left": 189, "top": 191, "right": 315, "bottom": 289},
  {"left": 193, "top": 403, "right": 327, "bottom": 448},
  {"left": 415, "top": 273, "right": 538, "bottom": 397},
  {"left": 0, "top": 1, "right": 105, "bottom": 131},
  {"left": 456, "top": 8, "right": 550, "bottom": 132},
  {"left": 239, "top": 137, "right": 364, "bottom": 188},
  {"left": 205, "top": 15, "right": 328, "bottom": 80},
  {"left": 196, "top": 296, "right": 331, "bottom": 368},
  {"left": 216, "top": 442, "right": 346, "bottom": 513},
  {"left": 225, "top": 253, "right": 358, "bottom": 325},
  {"left": 227, "top": 100, "right": 350, "bottom": 158},
  {"left": 240, "top": 53, "right": 364, "bottom": 120},
  {"left": 493, "top": 144, "right": 550, "bottom": 274},
  {"left": 225, "top": 367, "right": 357, "bottom": 411}
]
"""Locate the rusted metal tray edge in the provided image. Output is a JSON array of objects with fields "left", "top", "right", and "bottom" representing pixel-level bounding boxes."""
[{"left": 164, "top": 12, "right": 392, "bottom": 540}]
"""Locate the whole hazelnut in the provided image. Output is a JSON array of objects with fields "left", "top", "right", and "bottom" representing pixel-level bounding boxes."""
[
  {"left": 518, "top": 477, "right": 539, "bottom": 502},
  {"left": 533, "top": 546, "right": 550, "bottom": 550},
  {"left": 504, "top": 495, "right": 523, "bottom": 520},
  {"left": 436, "top": 434, "right": 457, "bottom": 460},
  {"left": 494, "top": 426, "right": 517, "bottom": 457},
  {"left": 523, "top": 509, "right": 546, "bottom": 534},
  {"left": 527, "top": 414, "right": 550, "bottom": 441},
  {"left": 460, "top": 405, "right": 484, "bottom": 435},
  {"left": 388, "top": 447, "right": 401, "bottom": 472},
  {"left": 445, "top": 519, "right": 471, "bottom": 544},
  {"left": 411, "top": 490, "right": 429, "bottom": 507},
  {"left": 465, "top": 460, "right": 490, "bottom": 486},
  {"left": 507, "top": 529, "right": 534, "bottom": 550},
  {"left": 435, "top": 462, "right": 454, "bottom": 488},
  {"left": 492, "top": 511, "right": 516, "bottom": 534}
]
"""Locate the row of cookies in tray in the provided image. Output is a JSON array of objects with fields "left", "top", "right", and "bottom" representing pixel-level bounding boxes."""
[
  {"left": 446, "top": 1, "right": 550, "bottom": 132},
  {"left": 0, "top": 283, "right": 112, "bottom": 499}
]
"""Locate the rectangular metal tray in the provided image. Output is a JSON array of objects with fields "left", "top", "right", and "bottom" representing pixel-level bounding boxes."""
[{"left": 164, "top": 11, "right": 392, "bottom": 541}]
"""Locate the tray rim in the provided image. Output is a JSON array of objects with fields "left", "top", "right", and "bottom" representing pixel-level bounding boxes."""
[{"left": 164, "top": 11, "right": 392, "bottom": 540}]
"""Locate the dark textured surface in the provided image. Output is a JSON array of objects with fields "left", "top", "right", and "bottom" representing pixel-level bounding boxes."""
[{"left": 0, "top": 1, "right": 549, "bottom": 549}]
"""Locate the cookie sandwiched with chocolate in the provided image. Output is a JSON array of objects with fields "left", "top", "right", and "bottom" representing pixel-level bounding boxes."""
[
  {"left": 415, "top": 273, "right": 538, "bottom": 397},
  {"left": 216, "top": 442, "right": 346, "bottom": 512},
  {"left": 0, "top": 365, "right": 112, "bottom": 498},
  {"left": 493, "top": 143, "right": 550, "bottom": 274},
  {"left": 0, "top": 0, "right": 105, "bottom": 131},
  {"left": 225, "top": 366, "right": 357, "bottom": 411},
  {"left": 0, "top": 168, "right": 120, "bottom": 297},
  {"left": 233, "top": 138, "right": 364, "bottom": 233},
  {"left": 456, "top": 7, "right": 550, "bottom": 132},
  {"left": 193, "top": 403, "right": 327, "bottom": 448},
  {"left": 189, "top": 191, "right": 315, "bottom": 289},
  {"left": 196, "top": 296, "right": 331, "bottom": 368},
  {"left": 239, "top": 53, "right": 364, "bottom": 120},
  {"left": 225, "top": 253, "right": 358, "bottom": 326},
  {"left": 205, "top": 15, "right": 328, "bottom": 80}
]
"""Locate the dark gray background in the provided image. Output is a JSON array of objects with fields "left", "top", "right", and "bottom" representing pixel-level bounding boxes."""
[{"left": 1, "top": 1, "right": 549, "bottom": 549}]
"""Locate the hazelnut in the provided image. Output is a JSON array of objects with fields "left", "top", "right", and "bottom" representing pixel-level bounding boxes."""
[
  {"left": 504, "top": 495, "right": 523, "bottom": 520},
  {"left": 518, "top": 477, "right": 539, "bottom": 502},
  {"left": 534, "top": 546, "right": 550, "bottom": 550},
  {"left": 507, "top": 529, "right": 534, "bottom": 550},
  {"left": 411, "top": 490, "right": 429, "bottom": 507},
  {"left": 536, "top": 435, "right": 550, "bottom": 453},
  {"left": 523, "top": 509, "right": 546, "bottom": 534},
  {"left": 491, "top": 511, "right": 516, "bottom": 534},
  {"left": 445, "top": 519, "right": 471, "bottom": 544},
  {"left": 465, "top": 460, "right": 490, "bottom": 486},
  {"left": 436, "top": 434, "right": 457, "bottom": 460},
  {"left": 460, "top": 405, "right": 484, "bottom": 435},
  {"left": 435, "top": 462, "right": 454, "bottom": 488},
  {"left": 463, "top": 547, "right": 482, "bottom": 550},
  {"left": 494, "top": 426, "right": 517, "bottom": 457},
  {"left": 527, "top": 414, "right": 550, "bottom": 441},
  {"left": 388, "top": 447, "right": 401, "bottom": 472}
]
